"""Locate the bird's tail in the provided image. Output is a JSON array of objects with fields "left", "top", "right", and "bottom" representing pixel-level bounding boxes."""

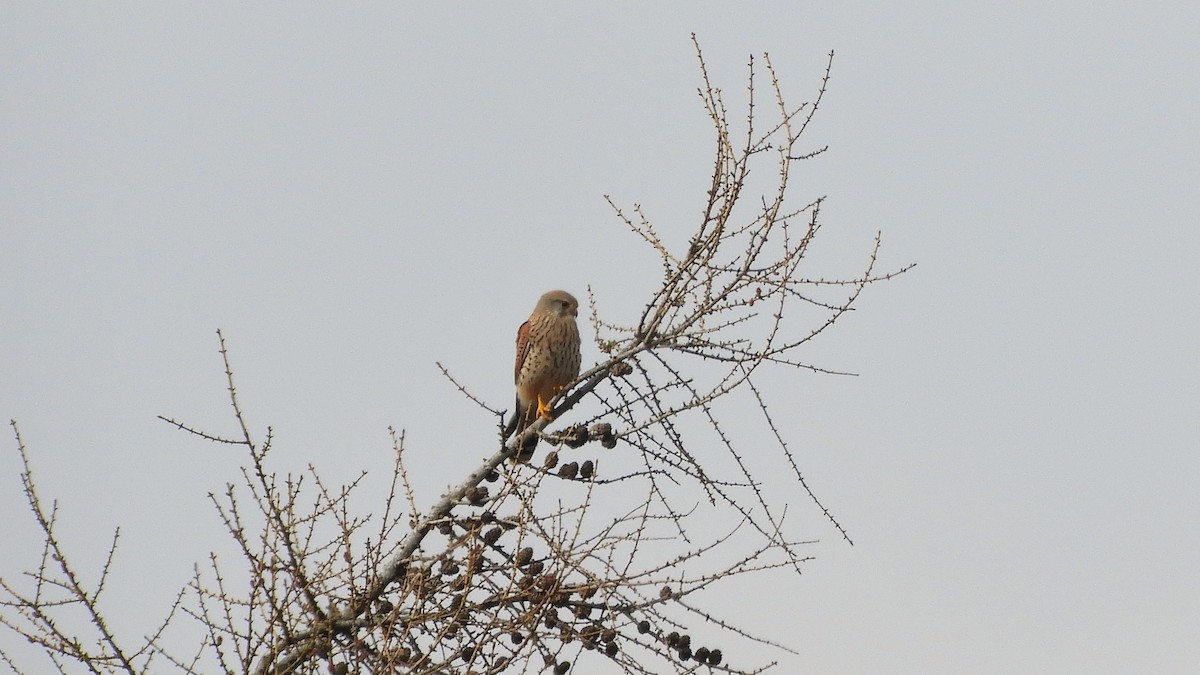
[{"left": 504, "top": 397, "right": 539, "bottom": 462}]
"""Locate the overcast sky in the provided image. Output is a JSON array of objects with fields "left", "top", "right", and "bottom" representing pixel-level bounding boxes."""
[{"left": 2, "top": 3, "right": 1198, "bottom": 674}]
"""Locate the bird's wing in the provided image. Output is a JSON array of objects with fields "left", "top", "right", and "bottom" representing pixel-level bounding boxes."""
[{"left": 514, "top": 319, "right": 531, "bottom": 384}]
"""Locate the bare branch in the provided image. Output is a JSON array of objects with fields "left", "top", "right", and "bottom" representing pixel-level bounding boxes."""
[{"left": 3, "top": 38, "right": 909, "bottom": 675}]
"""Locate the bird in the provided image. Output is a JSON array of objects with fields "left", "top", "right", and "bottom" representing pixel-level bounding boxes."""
[{"left": 504, "top": 290, "right": 582, "bottom": 460}]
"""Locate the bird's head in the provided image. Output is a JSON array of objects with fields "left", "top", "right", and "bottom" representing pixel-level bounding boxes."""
[{"left": 538, "top": 290, "right": 579, "bottom": 318}]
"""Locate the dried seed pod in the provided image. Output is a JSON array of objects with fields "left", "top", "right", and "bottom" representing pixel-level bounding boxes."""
[
  {"left": 605, "top": 641, "right": 619, "bottom": 657},
  {"left": 707, "top": 649, "right": 723, "bottom": 665},
  {"left": 565, "top": 424, "right": 589, "bottom": 448},
  {"left": 485, "top": 470, "right": 499, "bottom": 482},
  {"left": 515, "top": 547, "right": 534, "bottom": 566},
  {"left": 677, "top": 634, "right": 691, "bottom": 649},
  {"left": 554, "top": 661, "right": 571, "bottom": 674},
  {"left": 467, "top": 486, "right": 489, "bottom": 505},
  {"left": 510, "top": 632, "right": 524, "bottom": 644},
  {"left": 543, "top": 450, "right": 559, "bottom": 469},
  {"left": 558, "top": 462, "right": 579, "bottom": 479},
  {"left": 579, "top": 460, "right": 594, "bottom": 479},
  {"left": 600, "top": 431, "right": 617, "bottom": 449},
  {"left": 480, "top": 511, "right": 496, "bottom": 523},
  {"left": 589, "top": 422, "right": 612, "bottom": 437},
  {"left": 440, "top": 560, "right": 459, "bottom": 576},
  {"left": 637, "top": 620, "right": 651, "bottom": 634},
  {"left": 659, "top": 585, "right": 673, "bottom": 600},
  {"left": 525, "top": 560, "right": 545, "bottom": 575},
  {"left": 667, "top": 631, "right": 680, "bottom": 647},
  {"left": 694, "top": 647, "right": 710, "bottom": 662},
  {"left": 601, "top": 628, "right": 617, "bottom": 643},
  {"left": 483, "top": 527, "right": 502, "bottom": 544},
  {"left": 437, "top": 521, "right": 454, "bottom": 535},
  {"left": 536, "top": 575, "right": 556, "bottom": 592},
  {"left": 677, "top": 647, "right": 692, "bottom": 661}
]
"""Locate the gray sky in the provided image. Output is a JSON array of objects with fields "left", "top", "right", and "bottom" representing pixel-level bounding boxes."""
[{"left": 2, "top": 3, "right": 1198, "bottom": 673}]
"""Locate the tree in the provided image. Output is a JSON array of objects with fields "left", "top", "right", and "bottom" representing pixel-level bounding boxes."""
[{"left": 1, "top": 39, "right": 911, "bottom": 674}]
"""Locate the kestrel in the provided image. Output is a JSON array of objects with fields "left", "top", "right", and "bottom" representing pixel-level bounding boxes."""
[{"left": 505, "top": 290, "right": 582, "bottom": 457}]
